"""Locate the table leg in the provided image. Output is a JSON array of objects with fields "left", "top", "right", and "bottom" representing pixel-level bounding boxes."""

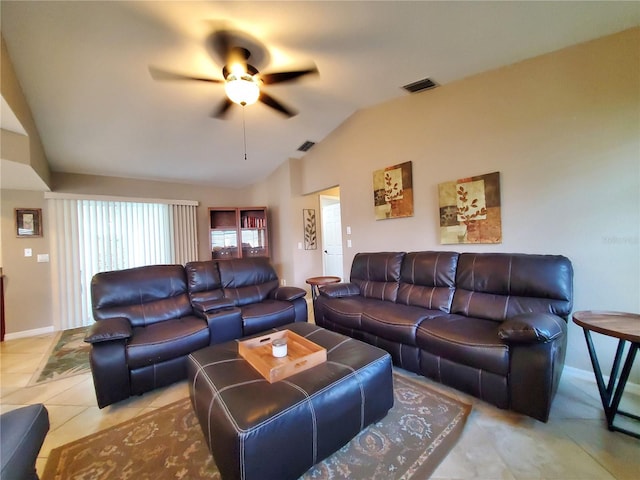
[
  {"left": 310, "top": 285, "right": 319, "bottom": 301},
  {"left": 582, "top": 329, "right": 639, "bottom": 438}
]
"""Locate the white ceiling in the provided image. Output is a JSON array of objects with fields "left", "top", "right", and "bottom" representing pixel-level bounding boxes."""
[{"left": 1, "top": 1, "right": 639, "bottom": 188}]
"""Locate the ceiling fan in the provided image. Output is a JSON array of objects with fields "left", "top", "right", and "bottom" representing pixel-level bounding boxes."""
[{"left": 149, "top": 30, "right": 318, "bottom": 119}]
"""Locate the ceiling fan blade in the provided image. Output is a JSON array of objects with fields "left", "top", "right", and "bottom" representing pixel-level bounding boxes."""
[
  {"left": 259, "top": 91, "right": 297, "bottom": 117},
  {"left": 148, "top": 66, "right": 223, "bottom": 83},
  {"left": 206, "top": 27, "right": 270, "bottom": 70},
  {"left": 260, "top": 66, "right": 318, "bottom": 85},
  {"left": 211, "top": 98, "right": 234, "bottom": 119}
]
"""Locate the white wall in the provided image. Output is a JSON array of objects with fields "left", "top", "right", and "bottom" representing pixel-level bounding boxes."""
[{"left": 295, "top": 28, "right": 640, "bottom": 381}]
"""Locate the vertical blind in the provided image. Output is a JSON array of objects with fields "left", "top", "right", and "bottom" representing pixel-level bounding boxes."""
[{"left": 46, "top": 194, "right": 198, "bottom": 330}]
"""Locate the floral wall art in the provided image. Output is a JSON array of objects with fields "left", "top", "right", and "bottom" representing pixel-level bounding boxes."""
[
  {"left": 303, "top": 209, "right": 317, "bottom": 250},
  {"left": 438, "top": 171, "right": 502, "bottom": 244},
  {"left": 373, "top": 161, "right": 414, "bottom": 220}
]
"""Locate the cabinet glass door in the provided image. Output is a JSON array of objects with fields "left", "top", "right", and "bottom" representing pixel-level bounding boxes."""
[
  {"left": 211, "top": 230, "right": 238, "bottom": 259},
  {"left": 241, "top": 229, "right": 267, "bottom": 257}
]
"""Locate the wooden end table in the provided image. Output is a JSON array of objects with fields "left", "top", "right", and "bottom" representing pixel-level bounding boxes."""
[
  {"left": 572, "top": 310, "right": 639, "bottom": 438},
  {"left": 306, "top": 276, "right": 341, "bottom": 300}
]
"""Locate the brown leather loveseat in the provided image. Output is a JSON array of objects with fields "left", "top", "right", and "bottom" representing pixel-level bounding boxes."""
[
  {"left": 313, "top": 251, "right": 573, "bottom": 422},
  {"left": 85, "top": 257, "right": 307, "bottom": 408}
]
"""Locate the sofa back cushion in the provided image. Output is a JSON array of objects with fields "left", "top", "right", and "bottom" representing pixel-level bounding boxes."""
[
  {"left": 185, "top": 260, "right": 224, "bottom": 304},
  {"left": 397, "top": 251, "right": 459, "bottom": 312},
  {"left": 350, "top": 252, "right": 405, "bottom": 302},
  {"left": 218, "top": 257, "right": 279, "bottom": 306},
  {"left": 451, "top": 253, "right": 573, "bottom": 322},
  {"left": 91, "top": 264, "right": 192, "bottom": 328}
]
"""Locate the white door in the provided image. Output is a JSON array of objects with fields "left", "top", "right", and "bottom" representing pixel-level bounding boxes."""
[{"left": 320, "top": 195, "right": 344, "bottom": 280}]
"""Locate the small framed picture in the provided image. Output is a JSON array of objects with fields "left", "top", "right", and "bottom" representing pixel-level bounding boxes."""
[{"left": 15, "top": 208, "right": 43, "bottom": 237}]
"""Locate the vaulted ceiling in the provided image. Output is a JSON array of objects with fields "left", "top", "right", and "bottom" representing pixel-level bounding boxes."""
[{"left": 2, "top": 1, "right": 638, "bottom": 188}]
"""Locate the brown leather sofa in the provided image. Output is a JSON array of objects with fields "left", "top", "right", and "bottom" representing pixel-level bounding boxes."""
[
  {"left": 0, "top": 404, "right": 49, "bottom": 480},
  {"left": 85, "top": 257, "right": 307, "bottom": 408},
  {"left": 314, "top": 251, "right": 573, "bottom": 422}
]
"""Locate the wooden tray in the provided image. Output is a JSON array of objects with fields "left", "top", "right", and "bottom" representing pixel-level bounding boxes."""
[{"left": 238, "top": 330, "right": 327, "bottom": 383}]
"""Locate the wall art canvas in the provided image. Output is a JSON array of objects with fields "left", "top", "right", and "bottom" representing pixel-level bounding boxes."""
[
  {"left": 438, "top": 171, "right": 502, "bottom": 244},
  {"left": 303, "top": 209, "right": 317, "bottom": 250},
  {"left": 373, "top": 161, "right": 414, "bottom": 220},
  {"left": 15, "top": 208, "right": 43, "bottom": 237}
]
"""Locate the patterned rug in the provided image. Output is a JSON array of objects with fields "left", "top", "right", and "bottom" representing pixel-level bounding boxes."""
[
  {"left": 43, "top": 372, "right": 471, "bottom": 480},
  {"left": 28, "top": 327, "right": 91, "bottom": 386}
]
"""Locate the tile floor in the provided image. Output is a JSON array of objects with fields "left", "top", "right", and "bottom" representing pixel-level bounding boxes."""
[{"left": 1, "top": 331, "right": 639, "bottom": 479}]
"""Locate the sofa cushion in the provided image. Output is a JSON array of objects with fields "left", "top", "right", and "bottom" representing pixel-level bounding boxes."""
[
  {"left": 240, "top": 300, "right": 296, "bottom": 335},
  {"left": 315, "top": 297, "right": 384, "bottom": 331},
  {"left": 361, "top": 302, "right": 445, "bottom": 346},
  {"left": 218, "top": 257, "right": 279, "bottom": 306},
  {"left": 185, "top": 260, "right": 225, "bottom": 304},
  {"left": 416, "top": 315, "right": 510, "bottom": 375},
  {"left": 127, "top": 316, "right": 210, "bottom": 368},
  {"left": 397, "top": 251, "right": 458, "bottom": 312},
  {"left": 451, "top": 253, "right": 574, "bottom": 322},
  {"left": 350, "top": 252, "right": 405, "bottom": 302},
  {"left": 92, "top": 264, "right": 193, "bottom": 328},
  {"left": 0, "top": 404, "right": 49, "bottom": 480}
]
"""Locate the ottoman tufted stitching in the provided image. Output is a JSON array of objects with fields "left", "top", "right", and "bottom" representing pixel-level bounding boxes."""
[{"left": 188, "top": 323, "right": 394, "bottom": 480}]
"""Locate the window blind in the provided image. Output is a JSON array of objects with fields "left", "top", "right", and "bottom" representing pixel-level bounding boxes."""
[{"left": 46, "top": 195, "right": 198, "bottom": 330}]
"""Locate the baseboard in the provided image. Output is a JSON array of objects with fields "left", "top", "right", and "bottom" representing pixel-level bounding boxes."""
[
  {"left": 564, "top": 365, "right": 640, "bottom": 396},
  {"left": 3, "top": 325, "right": 55, "bottom": 341}
]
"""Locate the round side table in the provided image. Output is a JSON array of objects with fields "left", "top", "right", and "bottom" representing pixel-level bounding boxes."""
[
  {"left": 572, "top": 310, "right": 639, "bottom": 438},
  {"left": 306, "top": 276, "right": 341, "bottom": 301}
]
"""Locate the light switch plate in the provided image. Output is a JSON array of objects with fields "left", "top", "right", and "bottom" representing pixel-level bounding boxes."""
[
  {"left": 37, "top": 254, "right": 50, "bottom": 263},
  {"left": 24, "top": 248, "right": 32, "bottom": 257}
]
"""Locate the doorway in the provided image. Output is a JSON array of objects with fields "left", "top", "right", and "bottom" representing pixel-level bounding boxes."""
[{"left": 320, "top": 191, "right": 344, "bottom": 281}]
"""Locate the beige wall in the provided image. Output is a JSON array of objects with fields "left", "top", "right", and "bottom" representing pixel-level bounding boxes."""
[
  {"left": 253, "top": 158, "right": 319, "bottom": 293},
  {"left": 1, "top": 36, "right": 50, "bottom": 185},
  {"left": 0, "top": 190, "right": 52, "bottom": 334},
  {"left": 295, "top": 28, "right": 640, "bottom": 380}
]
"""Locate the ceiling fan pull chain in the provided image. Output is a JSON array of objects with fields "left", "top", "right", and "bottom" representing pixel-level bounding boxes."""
[{"left": 242, "top": 105, "right": 248, "bottom": 161}]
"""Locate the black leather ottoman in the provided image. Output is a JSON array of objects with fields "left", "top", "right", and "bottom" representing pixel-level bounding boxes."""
[{"left": 187, "top": 322, "right": 393, "bottom": 480}]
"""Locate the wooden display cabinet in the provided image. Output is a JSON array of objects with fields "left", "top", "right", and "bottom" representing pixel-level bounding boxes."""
[{"left": 209, "top": 207, "right": 269, "bottom": 259}]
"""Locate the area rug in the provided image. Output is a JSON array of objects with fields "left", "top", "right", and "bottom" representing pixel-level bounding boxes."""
[
  {"left": 28, "top": 326, "right": 91, "bottom": 386},
  {"left": 43, "top": 372, "right": 471, "bottom": 480}
]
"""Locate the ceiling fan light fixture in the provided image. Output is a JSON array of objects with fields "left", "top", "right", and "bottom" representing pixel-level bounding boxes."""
[{"left": 225, "top": 74, "right": 260, "bottom": 106}]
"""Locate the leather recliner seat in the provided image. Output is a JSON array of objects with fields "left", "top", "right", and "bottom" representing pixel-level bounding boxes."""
[
  {"left": 85, "top": 257, "right": 307, "bottom": 408},
  {"left": 314, "top": 251, "right": 573, "bottom": 422},
  {"left": 0, "top": 404, "right": 49, "bottom": 480}
]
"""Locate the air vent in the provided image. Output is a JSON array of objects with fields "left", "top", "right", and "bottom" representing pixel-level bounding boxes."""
[
  {"left": 402, "top": 77, "right": 439, "bottom": 93},
  {"left": 297, "top": 140, "right": 316, "bottom": 152}
]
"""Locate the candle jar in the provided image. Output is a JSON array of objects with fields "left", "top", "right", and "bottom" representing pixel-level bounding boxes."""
[{"left": 272, "top": 338, "right": 288, "bottom": 358}]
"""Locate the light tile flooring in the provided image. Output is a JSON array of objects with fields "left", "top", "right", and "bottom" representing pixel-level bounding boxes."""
[{"left": 1, "top": 332, "right": 639, "bottom": 479}]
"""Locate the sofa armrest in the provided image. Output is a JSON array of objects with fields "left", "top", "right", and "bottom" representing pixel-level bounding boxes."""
[
  {"left": 498, "top": 313, "right": 566, "bottom": 344},
  {"left": 319, "top": 282, "right": 361, "bottom": 298},
  {"left": 192, "top": 298, "right": 236, "bottom": 314},
  {"left": 0, "top": 404, "right": 49, "bottom": 480},
  {"left": 84, "top": 317, "right": 132, "bottom": 344},
  {"left": 269, "top": 286, "right": 306, "bottom": 302}
]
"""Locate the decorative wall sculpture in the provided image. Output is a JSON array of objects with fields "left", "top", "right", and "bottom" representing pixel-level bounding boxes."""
[
  {"left": 303, "top": 209, "right": 317, "bottom": 250},
  {"left": 373, "top": 161, "right": 414, "bottom": 220},
  {"left": 438, "top": 171, "right": 502, "bottom": 244}
]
